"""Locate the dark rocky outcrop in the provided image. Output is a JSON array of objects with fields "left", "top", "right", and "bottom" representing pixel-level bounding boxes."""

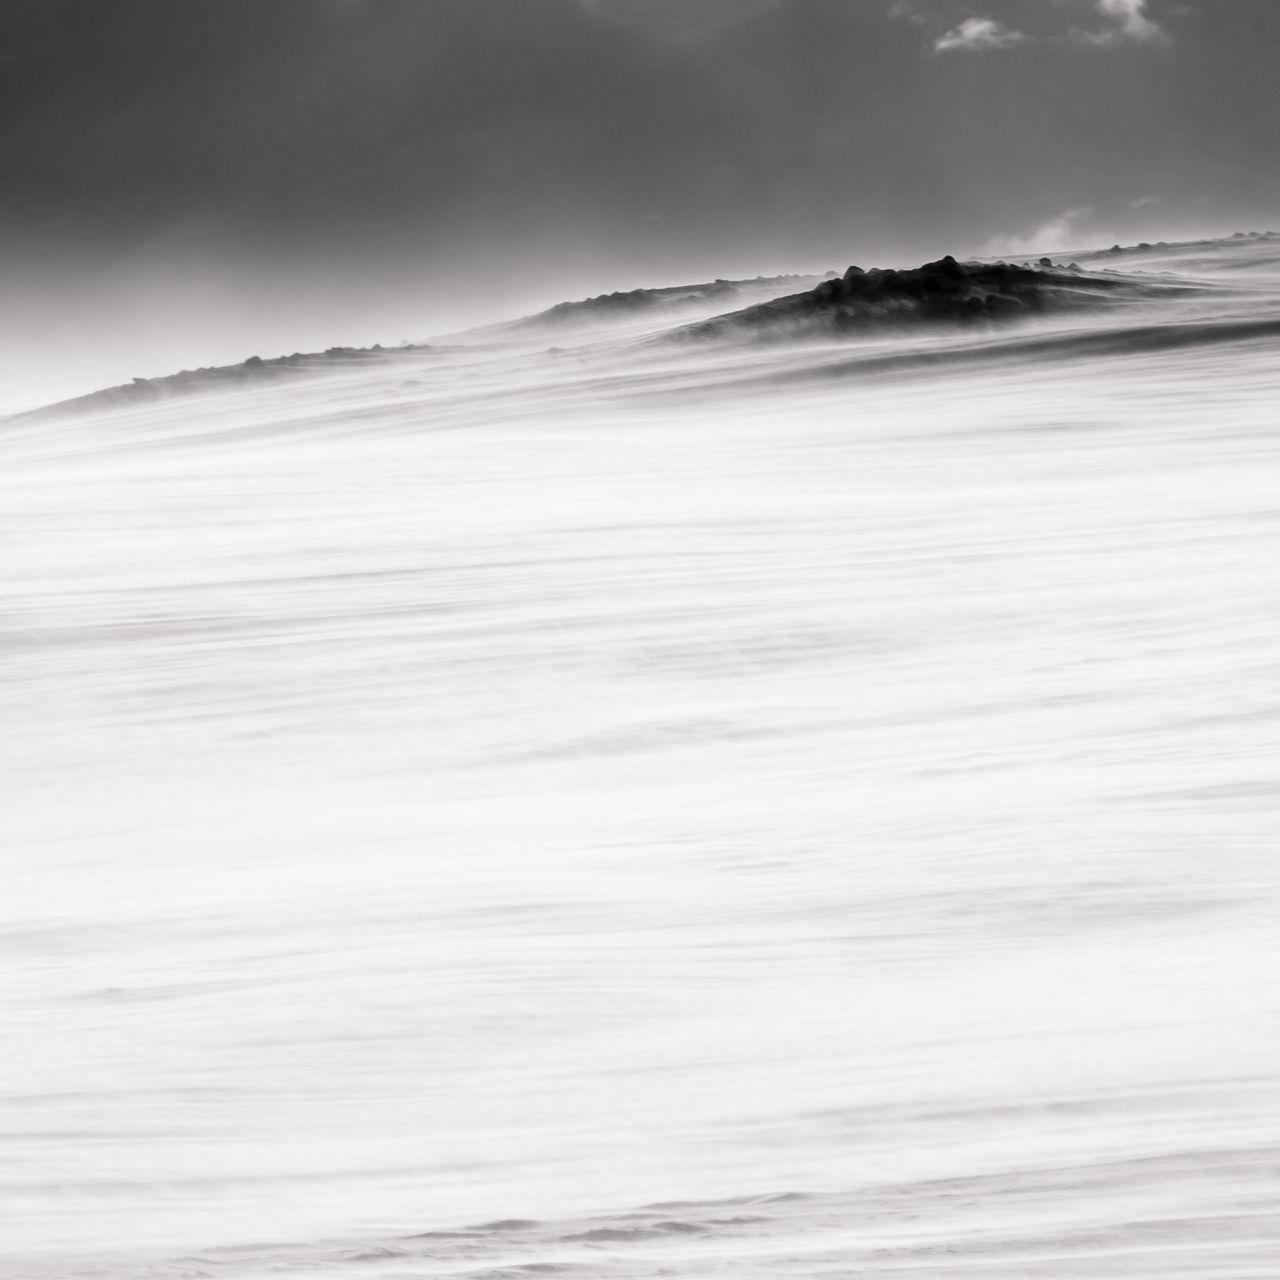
[{"left": 666, "top": 256, "right": 1157, "bottom": 344}]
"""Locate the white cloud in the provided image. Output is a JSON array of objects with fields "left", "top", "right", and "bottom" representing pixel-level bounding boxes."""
[
  {"left": 903, "top": 0, "right": 1170, "bottom": 53},
  {"left": 933, "top": 16, "right": 1027, "bottom": 53},
  {"left": 1079, "top": 0, "right": 1167, "bottom": 46}
]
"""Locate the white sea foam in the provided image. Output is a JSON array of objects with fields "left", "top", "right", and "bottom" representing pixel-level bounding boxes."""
[{"left": 4, "top": 238, "right": 1279, "bottom": 1278}]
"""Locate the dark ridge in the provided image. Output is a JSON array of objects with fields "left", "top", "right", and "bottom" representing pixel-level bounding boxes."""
[
  {"left": 8, "top": 342, "right": 441, "bottom": 423},
  {"left": 501, "top": 272, "right": 829, "bottom": 332},
  {"left": 1073, "top": 230, "right": 1280, "bottom": 263},
  {"left": 10, "top": 237, "right": 1255, "bottom": 422},
  {"left": 1103, "top": 230, "right": 1280, "bottom": 254},
  {"left": 665, "top": 255, "right": 1199, "bottom": 344}
]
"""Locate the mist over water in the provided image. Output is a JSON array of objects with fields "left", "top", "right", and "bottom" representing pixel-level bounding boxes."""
[{"left": 5, "top": 237, "right": 1280, "bottom": 1278}]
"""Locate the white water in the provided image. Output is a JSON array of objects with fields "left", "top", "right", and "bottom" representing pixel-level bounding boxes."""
[{"left": 4, "top": 240, "right": 1280, "bottom": 1278}]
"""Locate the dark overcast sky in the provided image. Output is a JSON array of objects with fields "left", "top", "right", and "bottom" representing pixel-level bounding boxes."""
[{"left": 2, "top": 0, "right": 1277, "bottom": 408}]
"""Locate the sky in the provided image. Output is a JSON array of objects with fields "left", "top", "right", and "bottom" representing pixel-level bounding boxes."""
[{"left": 2, "top": 0, "right": 1277, "bottom": 411}]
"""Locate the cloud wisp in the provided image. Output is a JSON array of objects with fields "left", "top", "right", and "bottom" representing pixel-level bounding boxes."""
[
  {"left": 933, "top": 16, "right": 1027, "bottom": 54},
  {"left": 918, "top": 0, "right": 1169, "bottom": 54},
  {"left": 983, "top": 207, "right": 1093, "bottom": 257},
  {"left": 1079, "top": 0, "right": 1167, "bottom": 47}
]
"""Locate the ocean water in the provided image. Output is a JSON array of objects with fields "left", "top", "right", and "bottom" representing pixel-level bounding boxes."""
[{"left": 4, "top": 239, "right": 1279, "bottom": 1278}]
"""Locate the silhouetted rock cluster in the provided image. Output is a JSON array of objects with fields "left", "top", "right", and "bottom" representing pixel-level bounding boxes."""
[{"left": 669, "top": 256, "right": 1133, "bottom": 343}]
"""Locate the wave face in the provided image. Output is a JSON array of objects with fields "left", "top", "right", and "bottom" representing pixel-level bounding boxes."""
[{"left": 5, "top": 235, "right": 1280, "bottom": 1279}]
